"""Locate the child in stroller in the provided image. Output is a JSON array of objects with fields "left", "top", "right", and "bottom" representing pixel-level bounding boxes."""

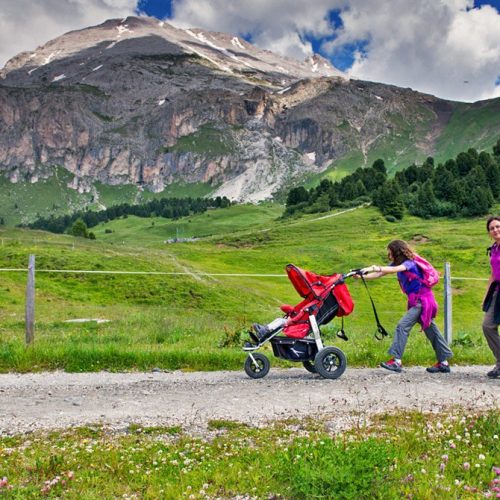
[{"left": 243, "top": 264, "right": 357, "bottom": 379}]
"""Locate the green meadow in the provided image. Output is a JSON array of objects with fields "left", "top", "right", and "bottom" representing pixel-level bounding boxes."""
[
  {"left": 0, "top": 203, "right": 496, "bottom": 373},
  {"left": 0, "top": 409, "right": 498, "bottom": 498}
]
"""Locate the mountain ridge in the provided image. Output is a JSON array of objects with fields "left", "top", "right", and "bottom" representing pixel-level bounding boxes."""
[{"left": 0, "top": 15, "right": 499, "bottom": 221}]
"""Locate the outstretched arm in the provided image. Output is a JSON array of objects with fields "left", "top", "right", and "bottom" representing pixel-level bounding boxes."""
[{"left": 357, "top": 263, "right": 407, "bottom": 280}]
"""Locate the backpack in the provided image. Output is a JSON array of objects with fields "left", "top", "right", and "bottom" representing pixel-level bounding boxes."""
[{"left": 407, "top": 253, "right": 440, "bottom": 288}]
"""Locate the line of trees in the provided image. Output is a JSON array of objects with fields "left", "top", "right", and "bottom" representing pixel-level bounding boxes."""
[
  {"left": 25, "top": 196, "right": 231, "bottom": 235},
  {"left": 284, "top": 140, "right": 500, "bottom": 220}
]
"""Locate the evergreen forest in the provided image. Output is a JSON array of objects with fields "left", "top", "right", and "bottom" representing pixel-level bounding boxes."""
[
  {"left": 284, "top": 140, "right": 500, "bottom": 220},
  {"left": 25, "top": 196, "right": 231, "bottom": 235}
]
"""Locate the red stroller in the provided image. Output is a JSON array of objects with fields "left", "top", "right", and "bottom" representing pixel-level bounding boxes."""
[{"left": 243, "top": 264, "right": 357, "bottom": 379}]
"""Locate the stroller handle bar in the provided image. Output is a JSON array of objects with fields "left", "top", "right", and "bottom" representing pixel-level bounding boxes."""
[{"left": 341, "top": 269, "right": 365, "bottom": 280}]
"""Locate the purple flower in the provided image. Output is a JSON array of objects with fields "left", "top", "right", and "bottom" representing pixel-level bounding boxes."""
[{"left": 463, "top": 462, "right": 471, "bottom": 470}]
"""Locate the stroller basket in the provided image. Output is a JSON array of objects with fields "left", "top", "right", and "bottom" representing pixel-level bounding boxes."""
[{"left": 270, "top": 337, "right": 317, "bottom": 362}]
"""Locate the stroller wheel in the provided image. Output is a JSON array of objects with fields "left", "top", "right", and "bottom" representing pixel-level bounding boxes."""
[
  {"left": 314, "top": 346, "right": 346, "bottom": 379},
  {"left": 302, "top": 360, "right": 317, "bottom": 374},
  {"left": 244, "top": 353, "right": 270, "bottom": 379}
]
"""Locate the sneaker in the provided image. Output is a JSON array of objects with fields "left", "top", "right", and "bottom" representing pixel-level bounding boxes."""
[
  {"left": 380, "top": 359, "right": 402, "bottom": 373},
  {"left": 247, "top": 331, "right": 259, "bottom": 344},
  {"left": 426, "top": 362, "right": 451, "bottom": 373},
  {"left": 252, "top": 323, "right": 271, "bottom": 340},
  {"left": 487, "top": 368, "right": 500, "bottom": 379}
]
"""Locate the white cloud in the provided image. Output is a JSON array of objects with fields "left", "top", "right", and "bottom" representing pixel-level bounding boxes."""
[
  {"left": 0, "top": 0, "right": 136, "bottom": 68},
  {"left": 330, "top": 0, "right": 500, "bottom": 102},
  {"left": 171, "top": 0, "right": 343, "bottom": 61},
  {"left": 171, "top": 0, "right": 500, "bottom": 102},
  {"left": 1, "top": 0, "right": 499, "bottom": 102}
]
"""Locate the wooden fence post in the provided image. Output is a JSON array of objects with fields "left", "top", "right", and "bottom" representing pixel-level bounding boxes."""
[
  {"left": 443, "top": 261, "right": 452, "bottom": 345},
  {"left": 25, "top": 254, "right": 35, "bottom": 345}
]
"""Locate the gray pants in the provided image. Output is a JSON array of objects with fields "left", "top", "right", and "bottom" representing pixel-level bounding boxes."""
[
  {"left": 388, "top": 304, "right": 453, "bottom": 362},
  {"left": 482, "top": 289, "right": 500, "bottom": 369}
]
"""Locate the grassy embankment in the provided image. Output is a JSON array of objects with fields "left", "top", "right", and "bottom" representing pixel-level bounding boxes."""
[{"left": 0, "top": 203, "right": 497, "bottom": 372}]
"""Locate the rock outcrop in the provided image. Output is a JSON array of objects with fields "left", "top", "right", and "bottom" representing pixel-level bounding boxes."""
[{"left": 0, "top": 16, "right": 475, "bottom": 203}]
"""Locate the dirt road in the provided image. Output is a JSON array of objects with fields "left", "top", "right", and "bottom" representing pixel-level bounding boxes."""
[{"left": 0, "top": 366, "right": 498, "bottom": 435}]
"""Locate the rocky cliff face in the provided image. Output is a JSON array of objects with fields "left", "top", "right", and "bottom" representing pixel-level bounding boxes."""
[{"left": 0, "top": 16, "right": 462, "bottom": 202}]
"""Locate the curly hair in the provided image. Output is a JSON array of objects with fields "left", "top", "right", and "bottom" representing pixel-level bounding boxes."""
[{"left": 387, "top": 239, "right": 415, "bottom": 265}]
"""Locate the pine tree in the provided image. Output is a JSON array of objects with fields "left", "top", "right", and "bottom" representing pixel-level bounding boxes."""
[
  {"left": 432, "top": 165, "right": 455, "bottom": 201},
  {"left": 372, "top": 180, "right": 404, "bottom": 219},
  {"left": 410, "top": 180, "right": 438, "bottom": 218},
  {"left": 286, "top": 186, "right": 309, "bottom": 206},
  {"left": 70, "top": 219, "right": 89, "bottom": 238},
  {"left": 493, "top": 138, "right": 500, "bottom": 158}
]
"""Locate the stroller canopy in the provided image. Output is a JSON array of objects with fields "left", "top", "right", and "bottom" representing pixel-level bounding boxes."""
[
  {"left": 286, "top": 264, "right": 340, "bottom": 299},
  {"left": 285, "top": 264, "right": 354, "bottom": 317}
]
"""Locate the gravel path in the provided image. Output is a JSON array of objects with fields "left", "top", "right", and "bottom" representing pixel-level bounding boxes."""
[{"left": 0, "top": 366, "right": 498, "bottom": 436}]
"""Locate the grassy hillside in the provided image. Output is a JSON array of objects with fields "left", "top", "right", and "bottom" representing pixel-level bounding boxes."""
[
  {"left": 0, "top": 171, "right": 215, "bottom": 226},
  {"left": 325, "top": 97, "right": 500, "bottom": 176},
  {"left": 92, "top": 202, "right": 282, "bottom": 243},
  {"left": 0, "top": 203, "right": 496, "bottom": 372},
  {"left": 434, "top": 98, "right": 500, "bottom": 162}
]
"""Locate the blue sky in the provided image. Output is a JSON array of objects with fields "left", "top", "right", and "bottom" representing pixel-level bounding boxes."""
[{"left": 0, "top": 0, "right": 499, "bottom": 102}]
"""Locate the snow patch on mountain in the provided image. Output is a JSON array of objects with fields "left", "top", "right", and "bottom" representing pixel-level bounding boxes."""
[{"left": 231, "top": 37, "right": 245, "bottom": 50}]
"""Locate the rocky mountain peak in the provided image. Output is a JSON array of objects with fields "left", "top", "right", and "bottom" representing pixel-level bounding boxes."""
[
  {"left": 1, "top": 16, "right": 345, "bottom": 87},
  {"left": 304, "top": 53, "right": 339, "bottom": 77},
  {"left": 1, "top": 15, "right": 492, "bottom": 217}
]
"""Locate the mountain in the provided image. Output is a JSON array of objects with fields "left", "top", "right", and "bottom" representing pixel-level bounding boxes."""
[{"left": 0, "top": 16, "right": 499, "bottom": 223}]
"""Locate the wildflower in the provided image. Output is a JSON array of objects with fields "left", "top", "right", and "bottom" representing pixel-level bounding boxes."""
[
  {"left": 442, "top": 454, "right": 449, "bottom": 462},
  {"left": 450, "top": 442, "right": 456, "bottom": 449},
  {"left": 440, "top": 463, "right": 446, "bottom": 472},
  {"left": 493, "top": 467, "right": 500, "bottom": 475},
  {"left": 479, "top": 454, "right": 486, "bottom": 460},
  {"left": 0, "top": 477, "right": 12, "bottom": 490},
  {"left": 463, "top": 462, "right": 471, "bottom": 470}
]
